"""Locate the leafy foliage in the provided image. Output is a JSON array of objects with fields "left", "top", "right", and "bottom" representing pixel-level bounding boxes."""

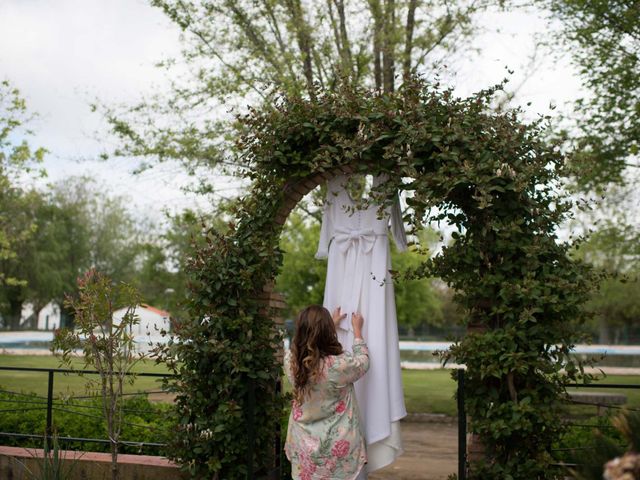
[
  {"left": 544, "top": 0, "right": 640, "bottom": 189},
  {"left": 157, "top": 77, "right": 596, "bottom": 479},
  {"left": 105, "top": 0, "right": 502, "bottom": 195},
  {"left": 0, "top": 80, "right": 46, "bottom": 313},
  {"left": 0, "top": 171, "right": 203, "bottom": 330}
]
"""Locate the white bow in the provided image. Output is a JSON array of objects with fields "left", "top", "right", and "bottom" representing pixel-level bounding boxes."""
[{"left": 333, "top": 228, "right": 378, "bottom": 254}]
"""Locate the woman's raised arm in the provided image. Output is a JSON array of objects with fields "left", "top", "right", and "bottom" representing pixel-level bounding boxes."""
[{"left": 329, "top": 340, "right": 370, "bottom": 387}]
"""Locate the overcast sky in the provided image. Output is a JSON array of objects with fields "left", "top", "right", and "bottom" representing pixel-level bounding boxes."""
[{"left": 0, "top": 1, "right": 584, "bottom": 223}]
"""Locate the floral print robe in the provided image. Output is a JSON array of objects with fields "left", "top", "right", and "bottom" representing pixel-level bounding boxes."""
[{"left": 284, "top": 339, "right": 370, "bottom": 480}]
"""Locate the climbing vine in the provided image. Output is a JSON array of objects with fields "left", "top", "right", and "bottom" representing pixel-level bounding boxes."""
[{"left": 157, "top": 77, "right": 596, "bottom": 479}]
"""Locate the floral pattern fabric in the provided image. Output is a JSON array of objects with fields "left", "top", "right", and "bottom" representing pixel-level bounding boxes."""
[{"left": 285, "top": 339, "right": 370, "bottom": 480}]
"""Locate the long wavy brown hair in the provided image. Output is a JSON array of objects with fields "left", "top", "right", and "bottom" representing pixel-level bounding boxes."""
[{"left": 291, "top": 305, "right": 343, "bottom": 403}]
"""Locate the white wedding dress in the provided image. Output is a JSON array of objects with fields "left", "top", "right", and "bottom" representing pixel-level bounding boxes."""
[{"left": 315, "top": 173, "right": 407, "bottom": 477}]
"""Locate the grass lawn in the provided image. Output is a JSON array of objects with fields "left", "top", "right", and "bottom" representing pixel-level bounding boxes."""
[
  {"left": 402, "top": 369, "right": 458, "bottom": 415},
  {"left": 2, "top": 355, "right": 639, "bottom": 417},
  {"left": 565, "top": 375, "right": 640, "bottom": 417},
  {"left": 0, "top": 354, "right": 170, "bottom": 399}
]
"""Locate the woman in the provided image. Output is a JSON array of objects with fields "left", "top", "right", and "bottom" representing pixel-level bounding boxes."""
[{"left": 284, "top": 304, "right": 370, "bottom": 480}]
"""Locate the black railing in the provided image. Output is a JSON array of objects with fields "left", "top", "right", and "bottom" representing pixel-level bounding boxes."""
[
  {"left": 0, "top": 365, "right": 172, "bottom": 453},
  {"left": 551, "top": 381, "right": 640, "bottom": 472},
  {"left": 0, "top": 366, "right": 283, "bottom": 480},
  {"left": 455, "top": 369, "right": 640, "bottom": 478},
  {"left": 457, "top": 369, "right": 467, "bottom": 480}
]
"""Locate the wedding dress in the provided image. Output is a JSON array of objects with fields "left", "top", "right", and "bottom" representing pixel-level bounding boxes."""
[{"left": 316, "top": 173, "right": 407, "bottom": 476}]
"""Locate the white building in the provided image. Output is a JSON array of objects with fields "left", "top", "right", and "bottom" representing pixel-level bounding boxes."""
[
  {"left": 113, "top": 304, "right": 172, "bottom": 351},
  {"left": 20, "top": 302, "right": 62, "bottom": 330}
]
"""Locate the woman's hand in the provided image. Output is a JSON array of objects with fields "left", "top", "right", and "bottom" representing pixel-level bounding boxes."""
[
  {"left": 352, "top": 312, "right": 364, "bottom": 339},
  {"left": 332, "top": 307, "right": 347, "bottom": 327}
]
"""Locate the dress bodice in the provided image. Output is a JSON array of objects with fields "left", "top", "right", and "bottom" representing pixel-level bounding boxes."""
[{"left": 316, "top": 173, "right": 407, "bottom": 259}]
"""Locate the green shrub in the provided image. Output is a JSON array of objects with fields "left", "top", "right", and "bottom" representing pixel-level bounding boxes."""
[{"left": 0, "top": 388, "right": 172, "bottom": 455}]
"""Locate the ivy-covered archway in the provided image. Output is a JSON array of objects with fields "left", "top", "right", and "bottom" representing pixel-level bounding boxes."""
[{"left": 160, "top": 78, "right": 595, "bottom": 480}]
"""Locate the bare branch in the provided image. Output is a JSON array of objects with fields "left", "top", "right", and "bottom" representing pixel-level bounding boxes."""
[
  {"left": 494, "top": 43, "right": 542, "bottom": 112},
  {"left": 188, "top": 28, "right": 268, "bottom": 100},
  {"left": 260, "top": 0, "right": 299, "bottom": 82},
  {"left": 412, "top": 14, "right": 456, "bottom": 71},
  {"left": 312, "top": 45, "right": 328, "bottom": 88},
  {"left": 326, "top": 0, "right": 344, "bottom": 61},
  {"left": 225, "top": 1, "right": 284, "bottom": 75}
]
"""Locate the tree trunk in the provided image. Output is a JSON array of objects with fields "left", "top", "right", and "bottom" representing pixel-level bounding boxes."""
[
  {"left": 598, "top": 317, "right": 611, "bottom": 344},
  {"left": 31, "top": 302, "right": 45, "bottom": 330},
  {"left": 403, "top": 0, "right": 418, "bottom": 80},
  {"left": 7, "top": 298, "right": 23, "bottom": 330},
  {"left": 57, "top": 300, "right": 74, "bottom": 329},
  {"left": 369, "top": 0, "right": 383, "bottom": 90},
  {"left": 382, "top": 0, "right": 396, "bottom": 93},
  {"left": 286, "top": 0, "right": 315, "bottom": 98},
  {"left": 111, "top": 435, "right": 119, "bottom": 480},
  {"left": 335, "top": 0, "right": 353, "bottom": 78}
]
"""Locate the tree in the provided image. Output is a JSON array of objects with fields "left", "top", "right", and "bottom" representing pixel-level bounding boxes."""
[
  {"left": 52, "top": 269, "right": 144, "bottom": 480},
  {"left": 0, "top": 80, "right": 46, "bottom": 291},
  {"left": 4, "top": 193, "right": 74, "bottom": 329},
  {"left": 0, "top": 188, "right": 43, "bottom": 329},
  {"left": 587, "top": 274, "right": 640, "bottom": 343},
  {"left": 543, "top": 0, "right": 640, "bottom": 189},
  {"left": 571, "top": 181, "right": 640, "bottom": 342},
  {"left": 47, "top": 177, "right": 143, "bottom": 312},
  {"left": 132, "top": 209, "right": 214, "bottom": 321},
  {"left": 0, "top": 175, "right": 149, "bottom": 330},
  {"left": 393, "top": 245, "right": 444, "bottom": 330},
  {"left": 276, "top": 212, "right": 327, "bottom": 318},
  {"left": 572, "top": 184, "right": 640, "bottom": 343},
  {"left": 105, "top": 0, "right": 502, "bottom": 186}
]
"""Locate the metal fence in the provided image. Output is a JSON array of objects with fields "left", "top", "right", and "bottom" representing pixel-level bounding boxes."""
[
  {"left": 457, "top": 369, "right": 467, "bottom": 480},
  {"left": 0, "top": 366, "right": 283, "bottom": 480},
  {"left": 551, "top": 381, "right": 640, "bottom": 474},
  {"left": 0, "top": 366, "right": 171, "bottom": 454},
  {"left": 15, "top": 365, "right": 629, "bottom": 480},
  {"left": 455, "top": 369, "right": 640, "bottom": 479}
]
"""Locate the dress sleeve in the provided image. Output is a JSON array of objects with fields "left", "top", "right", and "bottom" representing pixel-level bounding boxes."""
[
  {"left": 373, "top": 174, "right": 407, "bottom": 251},
  {"left": 390, "top": 194, "right": 408, "bottom": 252},
  {"left": 329, "top": 339, "right": 370, "bottom": 387},
  {"left": 315, "top": 190, "right": 334, "bottom": 260}
]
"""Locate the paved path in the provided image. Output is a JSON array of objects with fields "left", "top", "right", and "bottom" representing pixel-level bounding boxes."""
[{"left": 369, "top": 422, "right": 457, "bottom": 480}]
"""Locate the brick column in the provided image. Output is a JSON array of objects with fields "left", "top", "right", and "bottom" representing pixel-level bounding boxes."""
[
  {"left": 464, "top": 322, "right": 488, "bottom": 471},
  {"left": 257, "top": 282, "right": 287, "bottom": 363}
]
